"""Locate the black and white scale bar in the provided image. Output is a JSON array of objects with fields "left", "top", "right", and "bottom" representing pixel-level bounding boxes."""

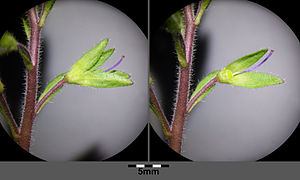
[{"left": 128, "top": 164, "right": 169, "bottom": 168}]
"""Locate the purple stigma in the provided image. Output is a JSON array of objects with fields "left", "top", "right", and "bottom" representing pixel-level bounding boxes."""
[
  {"left": 104, "top": 55, "right": 125, "bottom": 72},
  {"left": 241, "top": 49, "right": 274, "bottom": 73}
]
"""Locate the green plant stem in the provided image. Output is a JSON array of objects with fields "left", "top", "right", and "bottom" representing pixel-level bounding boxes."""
[
  {"left": 19, "top": 8, "right": 41, "bottom": 151},
  {"left": 169, "top": 4, "right": 196, "bottom": 153},
  {"left": 0, "top": 93, "right": 20, "bottom": 138},
  {"left": 149, "top": 86, "right": 171, "bottom": 136}
]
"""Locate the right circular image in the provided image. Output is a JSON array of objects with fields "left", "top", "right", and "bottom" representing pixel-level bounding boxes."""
[{"left": 150, "top": 0, "right": 300, "bottom": 161}]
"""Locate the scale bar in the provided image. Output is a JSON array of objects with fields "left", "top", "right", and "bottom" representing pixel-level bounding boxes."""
[{"left": 128, "top": 164, "right": 169, "bottom": 168}]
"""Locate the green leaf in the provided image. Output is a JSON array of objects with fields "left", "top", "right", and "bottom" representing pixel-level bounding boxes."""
[
  {"left": 190, "top": 70, "right": 219, "bottom": 100},
  {"left": 227, "top": 72, "right": 283, "bottom": 88},
  {"left": 37, "top": 73, "right": 66, "bottom": 114},
  {"left": 0, "top": 31, "right": 18, "bottom": 56},
  {"left": 174, "top": 36, "right": 187, "bottom": 67},
  {"left": 188, "top": 84, "right": 215, "bottom": 113},
  {"left": 0, "top": 104, "right": 20, "bottom": 139},
  {"left": 201, "top": 0, "right": 211, "bottom": 11},
  {"left": 188, "top": 70, "right": 219, "bottom": 113},
  {"left": 66, "top": 38, "right": 108, "bottom": 80},
  {"left": 0, "top": 80, "right": 4, "bottom": 93},
  {"left": 0, "top": 105, "right": 8, "bottom": 123},
  {"left": 39, "top": 0, "right": 55, "bottom": 27},
  {"left": 149, "top": 102, "right": 171, "bottom": 137},
  {"left": 175, "top": 11, "right": 185, "bottom": 37},
  {"left": 164, "top": 10, "right": 187, "bottom": 67},
  {"left": 165, "top": 12, "right": 187, "bottom": 67},
  {"left": 194, "top": 0, "right": 211, "bottom": 26},
  {"left": 0, "top": 105, "right": 12, "bottom": 134},
  {"left": 67, "top": 71, "right": 132, "bottom": 88},
  {"left": 89, "top": 48, "right": 115, "bottom": 71},
  {"left": 225, "top": 49, "right": 268, "bottom": 73},
  {"left": 149, "top": 76, "right": 152, "bottom": 85},
  {"left": 164, "top": 12, "right": 181, "bottom": 35},
  {"left": 17, "top": 44, "right": 33, "bottom": 70},
  {"left": 21, "top": 17, "right": 31, "bottom": 40}
]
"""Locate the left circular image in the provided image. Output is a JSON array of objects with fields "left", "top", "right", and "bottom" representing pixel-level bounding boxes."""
[{"left": 0, "top": 0, "right": 148, "bottom": 161}]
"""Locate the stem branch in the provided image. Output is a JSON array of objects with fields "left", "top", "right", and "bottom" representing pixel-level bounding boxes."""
[
  {"left": 149, "top": 86, "right": 171, "bottom": 136},
  {"left": 186, "top": 76, "right": 217, "bottom": 113},
  {"left": 35, "top": 77, "right": 66, "bottom": 116},
  {"left": 0, "top": 93, "right": 20, "bottom": 138},
  {"left": 183, "top": 5, "right": 196, "bottom": 65}
]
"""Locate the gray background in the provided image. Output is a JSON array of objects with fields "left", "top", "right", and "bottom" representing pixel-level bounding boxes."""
[
  {"left": 150, "top": 0, "right": 300, "bottom": 161},
  {"left": 2, "top": 162, "right": 300, "bottom": 179},
  {"left": 28, "top": 0, "right": 148, "bottom": 161}
]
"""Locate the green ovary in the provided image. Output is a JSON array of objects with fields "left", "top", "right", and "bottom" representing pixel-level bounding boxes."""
[{"left": 217, "top": 69, "right": 233, "bottom": 83}]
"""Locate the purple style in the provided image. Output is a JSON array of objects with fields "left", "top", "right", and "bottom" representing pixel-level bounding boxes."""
[
  {"left": 104, "top": 55, "right": 125, "bottom": 72},
  {"left": 241, "top": 49, "right": 274, "bottom": 73}
]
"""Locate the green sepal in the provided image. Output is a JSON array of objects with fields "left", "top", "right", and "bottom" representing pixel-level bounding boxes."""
[
  {"left": 225, "top": 49, "right": 268, "bottom": 74},
  {"left": 0, "top": 31, "right": 18, "bottom": 56},
  {"left": 39, "top": 0, "right": 55, "bottom": 27},
  {"left": 174, "top": 36, "right": 187, "bottom": 67},
  {"left": 21, "top": 17, "right": 31, "bottom": 40},
  {"left": 226, "top": 72, "right": 283, "bottom": 88},
  {"left": 37, "top": 73, "right": 66, "bottom": 114},
  {"left": 89, "top": 48, "right": 114, "bottom": 71},
  {"left": 217, "top": 68, "right": 233, "bottom": 84},
  {"left": 188, "top": 70, "right": 219, "bottom": 113},
  {"left": 102, "top": 70, "right": 131, "bottom": 78},
  {"left": 17, "top": 44, "right": 33, "bottom": 70},
  {"left": 194, "top": 0, "right": 211, "bottom": 26},
  {"left": 149, "top": 102, "right": 171, "bottom": 137},
  {"left": 66, "top": 70, "right": 133, "bottom": 88},
  {"left": 66, "top": 38, "right": 108, "bottom": 80}
]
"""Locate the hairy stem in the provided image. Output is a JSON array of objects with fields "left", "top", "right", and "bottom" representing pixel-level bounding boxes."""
[
  {"left": 169, "top": 66, "right": 190, "bottom": 153},
  {"left": 169, "top": 5, "right": 197, "bottom": 153},
  {"left": 183, "top": 4, "right": 196, "bottom": 65},
  {"left": 18, "top": 8, "right": 41, "bottom": 152},
  {"left": 149, "top": 86, "right": 171, "bottom": 136},
  {"left": 0, "top": 93, "right": 20, "bottom": 138}
]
